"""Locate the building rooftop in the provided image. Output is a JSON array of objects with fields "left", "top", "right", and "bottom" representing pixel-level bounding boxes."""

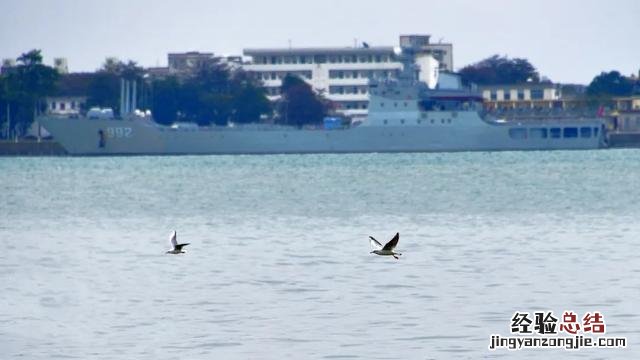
[
  {"left": 478, "top": 82, "right": 558, "bottom": 90},
  {"left": 167, "top": 51, "right": 213, "bottom": 57},
  {"left": 51, "top": 72, "right": 96, "bottom": 97},
  {"left": 243, "top": 46, "right": 395, "bottom": 56}
]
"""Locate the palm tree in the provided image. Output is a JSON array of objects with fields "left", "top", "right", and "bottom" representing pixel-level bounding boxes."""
[{"left": 5, "top": 50, "right": 58, "bottom": 137}]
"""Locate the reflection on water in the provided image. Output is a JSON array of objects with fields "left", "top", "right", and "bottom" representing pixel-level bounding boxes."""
[{"left": 1, "top": 150, "right": 639, "bottom": 359}]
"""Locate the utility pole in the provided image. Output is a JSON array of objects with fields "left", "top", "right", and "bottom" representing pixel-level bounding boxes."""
[{"left": 6, "top": 102, "right": 10, "bottom": 141}]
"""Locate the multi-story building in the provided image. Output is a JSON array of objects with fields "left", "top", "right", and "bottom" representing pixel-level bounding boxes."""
[
  {"left": 168, "top": 51, "right": 214, "bottom": 74},
  {"left": 243, "top": 46, "right": 401, "bottom": 116},
  {"left": 1, "top": 58, "right": 16, "bottom": 74},
  {"left": 243, "top": 35, "right": 447, "bottom": 117},
  {"left": 479, "top": 83, "right": 561, "bottom": 110},
  {"left": 53, "top": 58, "right": 69, "bottom": 74},
  {"left": 613, "top": 95, "right": 640, "bottom": 111},
  {"left": 148, "top": 52, "right": 243, "bottom": 78},
  {"left": 43, "top": 73, "right": 93, "bottom": 115}
]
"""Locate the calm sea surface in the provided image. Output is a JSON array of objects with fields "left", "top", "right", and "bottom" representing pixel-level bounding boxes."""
[{"left": 1, "top": 150, "right": 639, "bottom": 359}]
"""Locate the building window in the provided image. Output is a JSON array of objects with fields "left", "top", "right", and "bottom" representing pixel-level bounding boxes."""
[
  {"left": 71, "top": 101, "right": 76, "bottom": 110},
  {"left": 504, "top": 91, "right": 511, "bottom": 101},
  {"left": 550, "top": 128, "right": 561, "bottom": 138},
  {"left": 517, "top": 90, "right": 525, "bottom": 100},
  {"left": 60, "top": 102, "right": 66, "bottom": 110},
  {"left": 580, "top": 127, "right": 592, "bottom": 138},
  {"left": 531, "top": 89, "right": 544, "bottom": 100},
  {"left": 51, "top": 102, "right": 56, "bottom": 110},
  {"left": 490, "top": 91, "right": 497, "bottom": 101},
  {"left": 314, "top": 55, "right": 326, "bottom": 63}
]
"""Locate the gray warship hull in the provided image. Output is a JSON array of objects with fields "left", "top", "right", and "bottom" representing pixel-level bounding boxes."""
[{"left": 38, "top": 114, "right": 606, "bottom": 156}]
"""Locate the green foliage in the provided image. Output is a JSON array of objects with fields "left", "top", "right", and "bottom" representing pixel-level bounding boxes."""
[
  {"left": 277, "top": 74, "right": 327, "bottom": 127},
  {"left": 86, "top": 58, "right": 145, "bottom": 115},
  {"left": 231, "top": 85, "right": 271, "bottom": 124},
  {"left": 86, "top": 72, "right": 120, "bottom": 111},
  {"left": 150, "top": 76, "right": 180, "bottom": 125},
  {"left": 459, "top": 55, "right": 540, "bottom": 85},
  {"left": 0, "top": 49, "right": 59, "bottom": 136},
  {"left": 586, "top": 71, "right": 635, "bottom": 97},
  {"left": 150, "top": 62, "right": 271, "bottom": 126}
]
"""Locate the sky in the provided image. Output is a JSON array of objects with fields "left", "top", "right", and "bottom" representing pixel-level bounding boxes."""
[{"left": 1, "top": 0, "right": 638, "bottom": 84}]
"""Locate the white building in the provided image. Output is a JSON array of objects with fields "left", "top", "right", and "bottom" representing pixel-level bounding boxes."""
[
  {"left": 243, "top": 35, "right": 447, "bottom": 117},
  {"left": 479, "top": 83, "right": 561, "bottom": 109},
  {"left": 45, "top": 96, "right": 86, "bottom": 115},
  {"left": 54, "top": 58, "right": 69, "bottom": 74},
  {"left": 165, "top": 52, "right": 243, "bottom": 76}
]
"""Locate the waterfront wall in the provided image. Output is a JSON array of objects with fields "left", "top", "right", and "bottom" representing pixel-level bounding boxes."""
[
  {"left": 609, "top": 133, "right": 640, "bottom": 148},
  {"left": 0, "top": 140, "right": 67, "bottom": 156}
]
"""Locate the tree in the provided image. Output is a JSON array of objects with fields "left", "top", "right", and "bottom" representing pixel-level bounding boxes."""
[
  {"left": 231, "top": 85, "right": 271, "bottom": 124},
  {"left": 229, "top": 69, "right": 271, "bottom": 124},
  {"left": 586, "top": 71, "right": 635, "bottom": 97},
  {"left": 150, "top": 76, "right": 181, "bottom": 125},
  {"left": 151, "top": 60, "right": 272, "bottom": 126},
  {"left": 277, "top": 74, "right": 327, "bottom": 127},
  {"left": 3, "top": 49, "right": 59, "bottom": 135},
  {"left": 86, "top": 58, "right": 146, "bottom": 115},
  {"left": 459, "top": 55, "right": 540, "bottom": 85},
  {"left": 86, "top": 72, "right": 120, "bottom": 111}
]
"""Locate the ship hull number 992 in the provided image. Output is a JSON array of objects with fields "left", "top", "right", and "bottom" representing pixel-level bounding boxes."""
[{"left": 106, "top": 127, "right": 133, "bottom": 138}]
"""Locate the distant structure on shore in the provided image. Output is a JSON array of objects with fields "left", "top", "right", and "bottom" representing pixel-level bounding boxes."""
[
  {"left": 242, "top": 34, "right": 452, "bottom": 117},
  {"left": 146, "top": 51, "right": 242, "bottom": 78}
]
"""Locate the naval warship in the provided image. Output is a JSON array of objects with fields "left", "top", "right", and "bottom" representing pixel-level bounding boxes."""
[{"left": 38, "top": 43, "right": 606, "bottom": 156}]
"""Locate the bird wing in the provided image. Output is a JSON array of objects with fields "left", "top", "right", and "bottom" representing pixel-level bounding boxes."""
[
  {"left": 170, "top": 231, "right": 177, "bottom": 248},
  {"left": 382, "top": 232, "right": 399, "bottom": 251},
  {"left": 176, "top": 243, "right": 190, "bottom": 250},
  {"left": 369, "top": 236, "right": 383, "bottom": 250}
]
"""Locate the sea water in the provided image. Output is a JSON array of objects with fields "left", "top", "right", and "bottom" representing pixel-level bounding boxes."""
[{"left": 1, "top": 150, "right": 638, "bottom": 359}]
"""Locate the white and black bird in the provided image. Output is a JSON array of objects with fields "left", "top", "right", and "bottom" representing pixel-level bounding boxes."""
[
  {"left": 166, "top": 230, "right": 189, "bottom": 254},
  {"left": 369, "top": 232, "right": 402, "bottom": 259}
]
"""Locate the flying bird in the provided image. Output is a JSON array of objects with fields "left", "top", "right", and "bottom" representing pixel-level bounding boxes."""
[
  {"left": 166, "top": 230, "right": 189, "bottom": 254},
  {"left": 369, "top": 232, "right": 402, "bottom": 259}
]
